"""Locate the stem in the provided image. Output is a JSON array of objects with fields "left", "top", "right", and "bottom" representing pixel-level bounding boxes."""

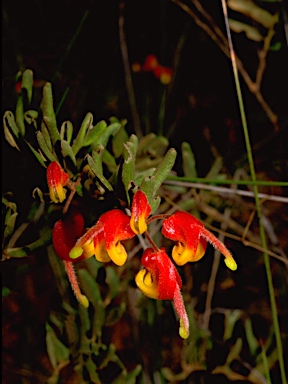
[
  {"left": 144, "top": 231, "right": 160, "bottom": 252},
  {"left": 221, "top": 1, "right": 287, "bottom": 382},
  {"left": 146, "top": 214, "right": 170, "bottom": 225}
]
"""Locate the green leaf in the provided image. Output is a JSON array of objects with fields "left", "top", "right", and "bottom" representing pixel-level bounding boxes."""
[
  {"left": 82, "top": 120, "right": 107, "bottom": 147},
  {"left": 229, "top": 19, "right": 263, "bottom": 42},
  {"left": 77, "top": 269, "right": 105, "bottom": 337},
  {"left": 41, "top": 82, "right": 61, "bottom": 144},
  {"left": 3, "top": 212, "right": 18, "bottom": 240},
  {"left": 113, "top": 364, "right": 142, "bottom": 384},
  {"left": 60, "top": 121, "right": 73, "bottom": 144},
  {"left": 89, "top": 122, "right": 121, "bottom": 151},
  {"left": 24, "top": 139, "right": 47, "bottom": 167},
  {"left": 61, "top": 140, "right": 77, "bottom": 166},
  {"left": 122, "top": 135, "right": 138, "bottom": 202},
  {"left": 140, "top": 175, "right": 155, "bottom": 205},
  {"left": 45, "top": 323, "right": 70, "bottom": 368},
  {"left": 3, "top": 111, "right": 20, "bottom": 150},
  {"left": 24, "top": 110, "right": 38, "bottom": 129},
  {"left": 85, "top": 358, "right": 101, "bottom": 383},
  {"left": 123, "top": 364, "right": 142, "bottom": 384},
  {"left": 223, "top": 309, "right": 242, "bottom": 341},
  {"left": 102, "top": 149, "right": 117, "bottom": 173},
  {"left": 32, "top": 187, "right": 45, "bottom": 202},
  {"left": 112, "top": 123, "right": 129, "bottom": 158},
  {"left": 87, "top": 151, "right": 113, "bottom": 191},
  {"left": 41, "top": 120, "right": 53, "bottom": 152},
  {"left": 15, "top": 95, "right": 26, "bottom": 136},
  {"left": 71, "top": 112, "right": 94, "bottom": 155},
  {"left": 151, "top": 148, "right": 177, "bottom": 194},
  {"left": 227, "top": 0, "right": 277, "bottom": 29},
  {"left": 21, "top": 69, "right": 34, "bottom": 105},
  {"left": 105, "top": 302, "right": 126, "bottom": 327},
  {"left": 244, "top": 318, "right": 259, "bottom": 355},
  {"left": 2, "top": 287, "right": 11, "bottom": 297},
  {"left": 150, "top": 195, "right": 161, "bottom": 214},
  {"left": 105, "top": 266, "right": 119, "bottom": 300},
  {"left": 181, "top": 142, "right": 197, "bottom": 178},
  {"left": 36, "top": 131, "right": 56, "bottom": 162}
]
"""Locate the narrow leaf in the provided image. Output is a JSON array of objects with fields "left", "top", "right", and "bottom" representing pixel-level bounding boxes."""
[
  {"left": 3, "top": 111, "right": 20, "bottom": 150},
  {"left": 87, "top": 152, "right": 113, "bottom": 191},
  {"left": 24, "top": 110, "right": 38, "bottom": 128},
  {"left": 112, "top": 123, "right": 129, "bottom": 158},
  {"left": 41, "top": 120, "right": 53, "bottom": 151},
  {"left": 82, "top": 120, "right": 107, "bottom": 147},
  {"left": 151, "top": 148, "right": 177, "bottom": 195},
  {"left": 122, "top": 135, "right": 138, "bottom": 203},
  {"left": 61, "top": 140, "right": 77, "bottom": 166},
  {"left": 3, "top": 212, "right": 18, "bottom": 240},
  {"left": 41, "top": 82, "right": 60, "bottom": 144},
  {"left": 24, "top": 139, "right": 47, "bottom": 167},
  {"left": 15, "top": 95, "right": 26, "bottom": 136},
  {"left": 21, "top": 69, "right": 34, "bottom": 105},
  {"left": 45, "top": 323, "right": 69, "bottom": 368},
  {"left": 90, "top": 122, "right": 121, "bottom": 151},
  {"left": 60, "top": 121, "right": 73, "bottom": 144},
  {"left": 36, "top": 131, "right": 56, "bottom": 162},
  {"left": 181, "top": 142, "right": 197, "bottom": 178},
  {"left": 71, "top": 112, "right": 93, "bottom": 154}
]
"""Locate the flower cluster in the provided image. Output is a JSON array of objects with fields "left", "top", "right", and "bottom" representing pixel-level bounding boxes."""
[
  {"left": 48, "top": 162, "right": 237, "bottom": 339},
  {"left": 132, "top": 54, "right": 173, "bottom": 85}
]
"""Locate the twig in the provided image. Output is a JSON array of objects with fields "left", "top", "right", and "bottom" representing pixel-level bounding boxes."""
[
  {"left": 119, "top": 1, "right": 143, "bottom": 138},
  {"left": 171, "top": 0, "right": 279, "bottom": 130},
  {"left": 163, "top": 179, "right": 288, "bottom": 203}
]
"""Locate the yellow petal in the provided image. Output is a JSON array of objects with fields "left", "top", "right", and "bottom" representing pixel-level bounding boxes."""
[
  {"left": 135, "top": 269, "right": 158, "bottom": 299},
  {"left": 107, "top": 242, "right": 127, "bottom": 266},
  {"left": 82, "top": 239, "right": 95, "bottom": 258},
  {"left": 172, "top": 241, "right": 206, "bottom": 266},
  {"left": 94, "top": 241, "right": 112, "bottom": 263},
  {"left": 130, "top": 213, "right": 147, "bottom": 235}
]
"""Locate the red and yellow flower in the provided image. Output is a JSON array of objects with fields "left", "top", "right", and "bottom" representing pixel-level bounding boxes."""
[
  {"left": 47, "top": 161, "right": 69, "bottom": 203},
  {"left": 135, "top": 248, "right": 189, "bottom": 339},
  {"left": 162, "top": 211, "right": 237, "bottom": 271},
  {"left": 69, "top": 209, "right": 135, "bottom": 266},
  {"left": 52, "top": 210, "right": 89, "bottom": 308},
  {"left": 130, "top": 190, "right": 151, "bottom": 235}
]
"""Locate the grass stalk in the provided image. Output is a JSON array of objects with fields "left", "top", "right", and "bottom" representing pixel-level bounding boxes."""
[{"left": 221, "top": 1, "right": 287, "bottom": 382}]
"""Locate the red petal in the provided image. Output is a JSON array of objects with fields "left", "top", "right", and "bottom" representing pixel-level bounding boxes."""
[
  {"left": 141, "top": 248, "right": 182, "bottom": 300},
  {"left": 52, "top": 210, "right": 85, "bottom": 261}
]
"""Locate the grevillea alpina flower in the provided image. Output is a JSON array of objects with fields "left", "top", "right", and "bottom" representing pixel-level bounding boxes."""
[
  {"left": 142, "top": 54, "right": 159, "bottom": 72},
  {"left": 153, "top": 65, "right": 172, "bottom": 85},
  {"left": 162, "top": 211, "right": 237, "bottom": 271},
  {"left": 135, "top": 247, "right": 189, "bottom": 339},
  {"left": 130, "top": 190, "right": 151, "bottom": 235},
  {"left": 47, "top": 161, "right": 69, "bottom": 203},
  {"left": 52, "top": 210, "right": 89, "bottom": 308},
  {"left": 69, "top": 209, "right": 135, "bottom": 266}
]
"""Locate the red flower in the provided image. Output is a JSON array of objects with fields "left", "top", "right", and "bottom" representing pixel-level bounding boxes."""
[
  {"left": 52, "top": 210, "right": 89, "bottom": 308},
  {"left": 130, "top": 190, "right": 151, "bottom": 235},
  {"left": 52, "top": 210, "right": 86, "bottom": 262},
  {"left": 162, "top": 211, "right": 237, "bottom": 270},
  {"left": 135, "top": 248, "right": 189, "bottom": 339},
  {"left": 69, "top": 209, "right": 135, "bottom": 266},
  {"left": 47, "top": 162, "right": 69, "bottom": 203},
  {"left": 153, "top": 65, "right": 172, "bottom": 85},
  {"left": 142, "top": 54, "right": 159, "bottom": 72}
]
